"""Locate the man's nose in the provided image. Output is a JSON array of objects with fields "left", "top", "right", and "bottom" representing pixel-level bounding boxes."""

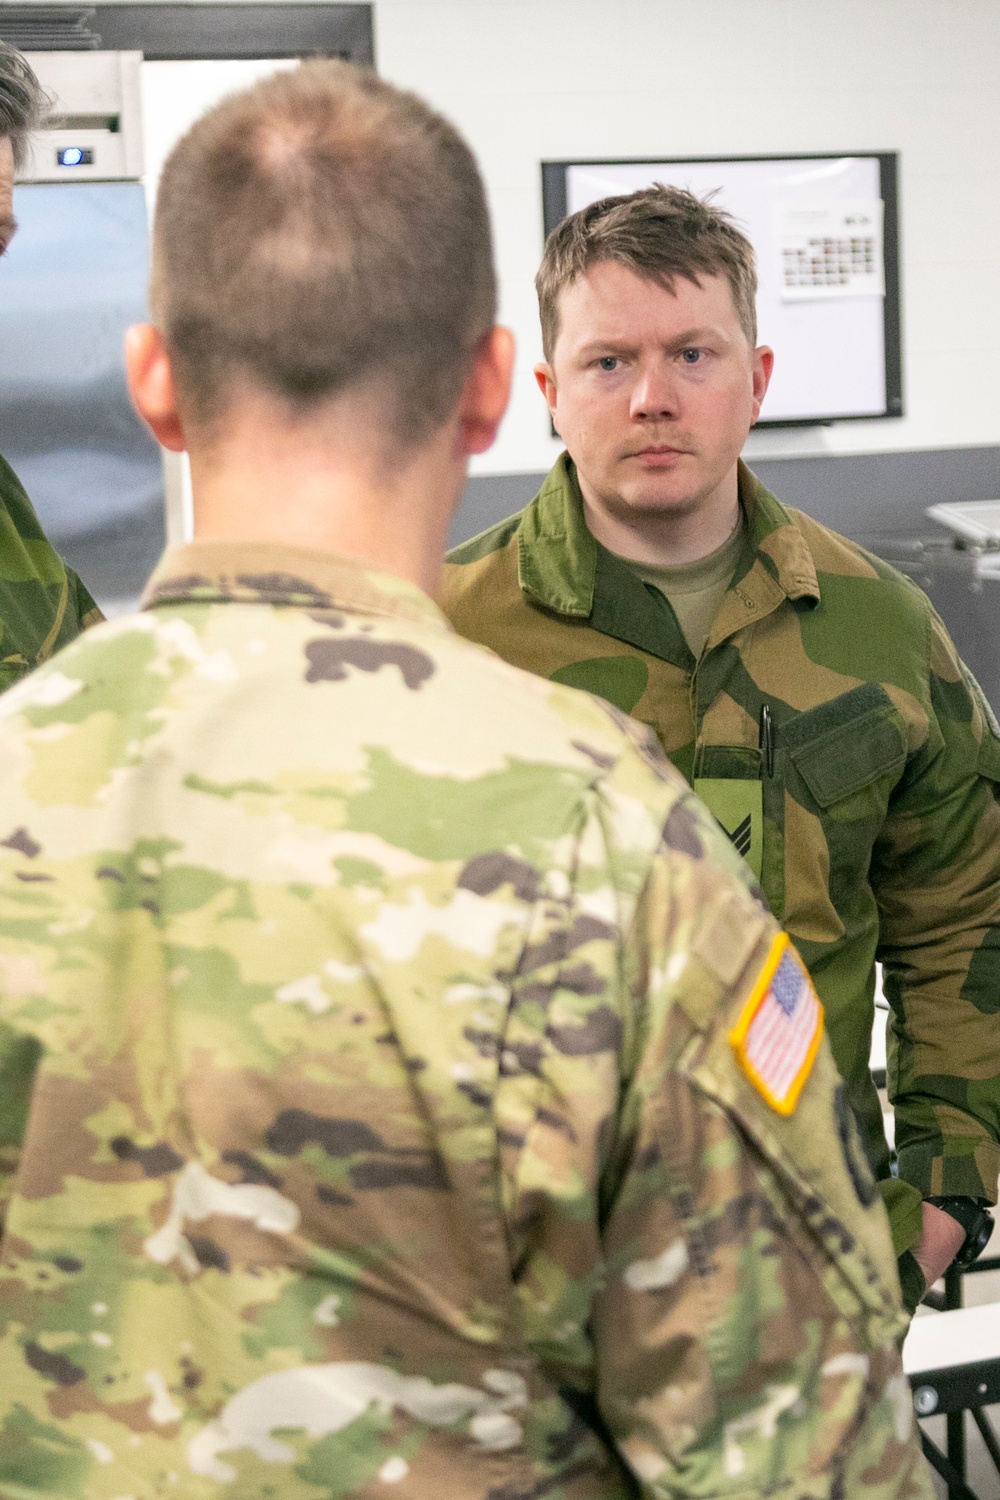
[{"left": 629, "top": 362, "right": 679, "bottom": 420}]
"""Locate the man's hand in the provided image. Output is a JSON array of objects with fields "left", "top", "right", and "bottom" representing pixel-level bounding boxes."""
[{"left": 911, "top": 1201, "right": 968, "bottom": 1289}]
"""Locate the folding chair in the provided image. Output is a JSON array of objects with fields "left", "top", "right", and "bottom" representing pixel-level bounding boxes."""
[{"left": 904, "top": 1268, "right": 1000, "bottom": 1500}]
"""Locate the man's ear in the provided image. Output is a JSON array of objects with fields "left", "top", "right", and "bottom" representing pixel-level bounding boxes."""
[
  {"left": 124, "top": 324, "right": 186, "bottom": 452},
  {"left": 534, "top": 361, "right": 557, "bottom": 414},
  {"left": 534, "top": 361, "right": 564, "bottom": 441},
  {"left": 458, "top": 326, "right": 515, "bottom": 456},
  {"left": 750, "top": 345, "right": 775, "bottom": 426}
]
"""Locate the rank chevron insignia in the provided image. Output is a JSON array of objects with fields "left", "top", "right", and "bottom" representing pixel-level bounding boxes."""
[{"left": 725, "top": 812, "right": 753, "bottom": 859}]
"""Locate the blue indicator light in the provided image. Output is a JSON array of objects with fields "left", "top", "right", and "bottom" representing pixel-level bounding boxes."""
[{"left": 57, "top": 146, "right": 93, "bottom": 168}]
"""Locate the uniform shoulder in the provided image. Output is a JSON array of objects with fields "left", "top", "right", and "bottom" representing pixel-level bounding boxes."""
[
  {"left": 69, "top": 566, "right": 105, "bottom": 628},
  {"left": 440, "top": 620, "right": 665, "bottom": 774},
  {"left": 446, "top": 510, "right": 523, "bottom": 567},
  {"left": 0, "top": 612, "right": 158, "bottom": 719},
  {"left": 784, "top": 505, "right": 934, "bottom": 617},
  {"left": 0, "top": 449, "right": 50, "bottom": 546},
  {"left": 442, "top": 628, "right": 759, "bottom": 884},
  {"left": 441, "top": 512, "right": 525, "bottom": 642}
]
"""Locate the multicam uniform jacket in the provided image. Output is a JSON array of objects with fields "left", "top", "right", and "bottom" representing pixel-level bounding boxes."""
[
  {"left": 443, "top": 455, "right": 1000, "bottom": 1274},
  {"left": 0, "top": 454, "right": 102, "bottom": 690},
  {"left": 0, "top": 540, "right": 928, "bottom": 1499}
]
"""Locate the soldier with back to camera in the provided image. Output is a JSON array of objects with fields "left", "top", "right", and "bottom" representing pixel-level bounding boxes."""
[
  {"left": 443, "top": 184, "right": 1000, "bottom": 1312},
  {"left": 0, "top": 66, "right": 929, "bottom": 1497},
  {"left": 0, "top": 40, "right": 102, "bottom": 685}
]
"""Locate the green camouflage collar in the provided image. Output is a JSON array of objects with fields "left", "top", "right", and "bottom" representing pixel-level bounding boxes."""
[
  {"left": 517, "top": 454, "right": 599, "bottom": 618},
  {"left": 142, "top": 539, "right": 448, "bottom": 628},
  {"left": 516, "top": 453, "right": 821, "bottom": 623}
]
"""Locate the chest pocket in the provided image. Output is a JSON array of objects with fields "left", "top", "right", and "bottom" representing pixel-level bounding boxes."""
[
  {"left": 782, "top": 684, "right": 907, "bottom": 811},
  {"left": 780, "top": 684, "right": 907, "bottom": 925},
  {"left": 693, "top": 687, "right": 907, "bottom": 924}
]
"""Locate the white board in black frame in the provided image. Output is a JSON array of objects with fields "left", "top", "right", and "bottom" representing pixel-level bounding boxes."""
[{"left": 541, "top": 154, "right": 902, "bottom": 429}]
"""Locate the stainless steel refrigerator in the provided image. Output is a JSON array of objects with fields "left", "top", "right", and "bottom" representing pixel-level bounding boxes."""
[{"left": 0, "top": 51, "right": 163, "bottom": 612}]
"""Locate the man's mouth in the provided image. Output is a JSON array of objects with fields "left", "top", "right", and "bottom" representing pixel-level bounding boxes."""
[{"left": 628, "top": 444, "right": 691, "bottom": 463}]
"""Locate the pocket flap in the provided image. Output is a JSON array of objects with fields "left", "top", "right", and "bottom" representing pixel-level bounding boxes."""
[{"left": 784, "top": 685, "right": 907, "bottom": 808}]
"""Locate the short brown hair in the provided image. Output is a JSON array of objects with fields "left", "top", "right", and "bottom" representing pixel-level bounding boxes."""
[
  {"left": 0, "top": 41, "right": 49, "bottom": 172},
  {"left": 151, "top": 61, "right": 496, "bottom": 447},
  {"left": 536, "top": 183, "right": 757, "bottom": 360}
]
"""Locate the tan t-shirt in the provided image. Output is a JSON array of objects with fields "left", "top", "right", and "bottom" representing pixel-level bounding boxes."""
[{"left": 620, "top": 515, "right": 746, "bottom": 659}]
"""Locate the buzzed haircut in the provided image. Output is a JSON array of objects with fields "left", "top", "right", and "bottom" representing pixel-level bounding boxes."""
[
  {"left": 151, "top": 61, "right": 496, "bottom": 447},
  {"left": 0, "top": 41, "right": 49, "bottom": 172},
  {"left": 536, "top": 183, "right": 758, "bottom": 360}
]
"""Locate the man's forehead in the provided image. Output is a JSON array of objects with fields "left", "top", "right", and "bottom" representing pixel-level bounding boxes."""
[{"left": 556, "top": 260, "right": 738, "bottom": 341}]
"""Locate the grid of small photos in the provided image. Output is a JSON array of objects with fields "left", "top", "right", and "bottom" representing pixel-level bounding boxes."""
[{"left": 782, "top": 232, "right": 877, "bottom": 291}]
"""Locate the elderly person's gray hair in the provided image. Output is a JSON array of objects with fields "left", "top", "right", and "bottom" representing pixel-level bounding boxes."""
[{"left": 0, "top": 40, "right": 48, "bottom": 171}]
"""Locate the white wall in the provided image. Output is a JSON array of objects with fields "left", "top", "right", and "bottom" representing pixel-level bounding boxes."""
[
  {"left": 373, "top": 0, "right": 1000, "bottom": 475},
  {"left": 140, "top": 58, "right": 298, "bottom": 202},
  {"left": 138, "top": 59, "right": 300, "bottom": 542}
]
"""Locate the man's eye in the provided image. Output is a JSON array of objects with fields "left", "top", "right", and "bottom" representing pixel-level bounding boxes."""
[
  {"left": 680, "top": 348, "right": 702, "bottom": 364},
  {"left": 597, "top": 356, "right": 619, "bottom": 371}
]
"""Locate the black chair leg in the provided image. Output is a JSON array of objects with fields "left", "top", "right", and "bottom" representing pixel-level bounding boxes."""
[
  {"left": 947, "top": 1410, "right": 967, "bottom": 1493},
  {"left": 942, "top": 1266, "right": 967, "bottom": 1493},
  {"left": 970, "top": 1407, "right": 1000, "bottom": 1479},
  {"left": 920, "top": 1429, "right": 981, "bottom": 1500}
]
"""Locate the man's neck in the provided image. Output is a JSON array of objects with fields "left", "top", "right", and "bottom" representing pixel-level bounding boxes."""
[
  {"left": 578, "top": 463, "right": 742, "bottom": 567},
  {"left": 186, "top": 392, "right": 463, "bottom": 597}
]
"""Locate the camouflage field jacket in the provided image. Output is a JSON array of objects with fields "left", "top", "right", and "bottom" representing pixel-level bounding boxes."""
[
  {"left": 0, "top": 453, "right": 102, "bottom": 690},
  {"left": 443, "top": 456, "right": 1000, "bottom": 1257},
  {"left": 0, "top": 541, "right": 928, "bottom": 1499}
]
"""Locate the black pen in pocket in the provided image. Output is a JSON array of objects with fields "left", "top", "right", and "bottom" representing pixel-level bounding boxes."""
[{"left": 758, "top": 704, "right": 774, "bottom": 777}]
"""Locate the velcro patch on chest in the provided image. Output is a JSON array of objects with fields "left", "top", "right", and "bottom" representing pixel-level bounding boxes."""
[{"left": 729, "top": 933, "right": 824, "bottom": 1115}]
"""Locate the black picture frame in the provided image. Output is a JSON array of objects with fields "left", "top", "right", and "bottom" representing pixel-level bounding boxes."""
[
  {"left": 0, "top": 4, "right": 374, "bottom": 63},
  {"left": 541, "top": 153, "right": 903, "bottom": 430}
]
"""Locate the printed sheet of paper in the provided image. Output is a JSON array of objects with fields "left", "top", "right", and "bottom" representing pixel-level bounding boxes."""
[{"left": 778, "top": 199, "right": 884, "bottom": 300}]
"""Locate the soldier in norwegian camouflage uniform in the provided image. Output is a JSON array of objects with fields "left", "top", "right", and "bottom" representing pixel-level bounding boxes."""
[
  {"left": 442, "top": 185, "right": 1000, "bottom": 1313},
  {"left": 0, "top": 43, "right": 103, "bottom": 685},
  {"left": 0, "top": 65, "right": 931, "bottom": 1499}
]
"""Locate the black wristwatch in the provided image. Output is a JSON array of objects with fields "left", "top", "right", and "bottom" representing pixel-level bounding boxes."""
[{"left": 925, "top": 1196, "right": 995, "bottom": 1268}]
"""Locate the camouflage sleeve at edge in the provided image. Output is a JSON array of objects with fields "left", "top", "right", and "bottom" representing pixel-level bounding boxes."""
[
  {"left": 875, "top": 608, "right": 1000, "bottom": 1204},
  {"left": 67, "top": 566, "right": 105, "bottom": 630}
]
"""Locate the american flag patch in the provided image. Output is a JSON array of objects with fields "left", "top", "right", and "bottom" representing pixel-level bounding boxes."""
[{"left": 729, "top": 934, "right": 824, "bottom": 1114}]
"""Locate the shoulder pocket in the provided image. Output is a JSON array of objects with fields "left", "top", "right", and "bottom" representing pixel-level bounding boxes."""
[
  {"left": 682, "top": 1008, "right": 906, "bottom": 1346},
  {"left": 782, "top": 683, "right": 906, "bottom": 808}
]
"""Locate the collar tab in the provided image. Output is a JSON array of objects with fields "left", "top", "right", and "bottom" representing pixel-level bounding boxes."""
[
  {"left": 512, "top": 456, "right": 822, "bottom": 634},
  {"left": 740, "top": 461, "right": 820, "bottom": 604},
  {"left": 516, "top": 454, "right": 596, "bottom": 617}
]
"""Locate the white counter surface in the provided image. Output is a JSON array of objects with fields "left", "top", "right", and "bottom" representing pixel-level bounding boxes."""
[{"left": 903, "top": 1301, "right": 1000, "bottom": 1376}]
